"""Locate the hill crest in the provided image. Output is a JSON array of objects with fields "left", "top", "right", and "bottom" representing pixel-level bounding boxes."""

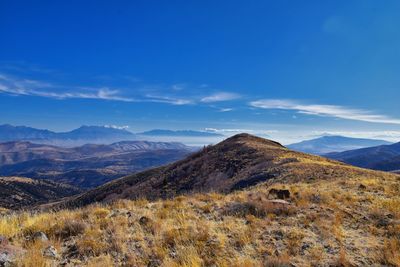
[{"left": 59, "top": 133, "right": 381, "bottom": 208}]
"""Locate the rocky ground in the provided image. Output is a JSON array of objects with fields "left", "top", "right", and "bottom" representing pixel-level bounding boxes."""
[
  {"left": 0, "top": 134, "right": 399, "bottom": 266},
  {"left": 0, "top": 170, "right": 398, "bottom": 266}
]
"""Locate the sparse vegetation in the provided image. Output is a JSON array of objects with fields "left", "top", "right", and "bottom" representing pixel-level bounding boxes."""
[
  {"left": 0, "top": 134, "right": 398, "bottom": 266},
  {"left": 0, "top": 170, "right": 398, "bottom": 266}
]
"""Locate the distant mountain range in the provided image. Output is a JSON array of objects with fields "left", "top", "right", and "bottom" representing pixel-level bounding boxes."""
[
  {"left": 138, "top": 129, "right": 223, "bottom": 137},
  {"left": 0, "top": 124, "right": 224, "bottom": 146},
  {"left": 325, "top": 141, "right": 400, "bottom": 172},
  {"left": 0, "top": 140, "right": 194, "bottom": 188},
  {"left": 0, "top": 124, "right": 135, "bottom": 145},
  {"left": 288, "top": 135, "right": 392, "bottom": 155}
]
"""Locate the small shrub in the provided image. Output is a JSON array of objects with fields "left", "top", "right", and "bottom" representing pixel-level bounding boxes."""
[
  {"left": 54, "top": 220, "right": 87, "bottom": 239},
  {"left": 199, "top": 203, "right": 213, "bottom": 213},
  {"left": 286, "top": 230, "right": 304, "bottom": 255},
  {"left": 331, "top": 248, "right": 351, "bottom": 267},
  {"left": 369, "top": 207, "right": 391, "bottom": 228},
  {"left": 92, "top": 207, "right": 109, "bottom": 219},
  {"left": 382, "top": 238, "right": 400, "bottom": 266},
  {"left": 17, "top": 241, "right": 49, "bottom": 267},
  {"left": 86, "top": 254, "right": 114, "bottom": 267},
  {"left": 263, "top": 253, "right": 291, "bottom": 267},
  {"left": 380, "top": 198, "right": 400, "bottom": 219},
  {"left": 223, "top": 193, "right": 295, "bottom": 218},
  {"left": 77, "top": 228, "right": 107, "bottom": 256},
  {"left": 162, "top": 227, "right": 190, "bottom": 248},
  {"left": 230, "top": 257, "right": 261, "bottom": 267},
  {"left": 0, "top": 215, "right": 20, "bottom": 237},
  {"left": 223, "top": 202, "right": 265, "bottom": 218}
]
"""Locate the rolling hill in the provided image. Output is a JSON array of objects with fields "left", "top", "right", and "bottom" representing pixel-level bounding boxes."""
[
  {"left": 23, "top": 133, "right": 397, "bottom": 266},
  {"left": 0, "top": 176, "right": 81, "bottom": 209},
  {"left": 288, "top": 135, "right": 391, "bottom": 155},
  {"left": 326, "top": 141, "right": 400, "bottom": 171},
  {"left": 61, "top": 133, "right": 391, "bottom": 207},
  {"left": 2, "top": 134, "right": 399, "bottom": 266},
  {"left": 0, "top": 140, "right": 194, "bottom": 188}
]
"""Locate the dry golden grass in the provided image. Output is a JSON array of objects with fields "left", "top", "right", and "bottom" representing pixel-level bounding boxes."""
[{"left": 0, "top": 170, "right": 398, "bottom": 266}]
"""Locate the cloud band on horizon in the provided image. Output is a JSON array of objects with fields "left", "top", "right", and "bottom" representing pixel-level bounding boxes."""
[{"left": 250, "top": 99, "right": 400, "bottom": 125}]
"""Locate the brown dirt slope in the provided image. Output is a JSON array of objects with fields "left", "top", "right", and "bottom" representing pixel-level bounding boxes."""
[{"left": 61, "top": 133, "right": 391, "bottom": 208}]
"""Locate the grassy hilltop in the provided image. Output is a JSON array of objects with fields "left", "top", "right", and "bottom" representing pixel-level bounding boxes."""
[{"left": 0, "top": 134, "right": 399, "bottom": 266}]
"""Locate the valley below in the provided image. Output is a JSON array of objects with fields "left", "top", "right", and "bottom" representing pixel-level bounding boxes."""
[
  {"left": 0, "top": 134, "right": 399, "bottom": 266},
  {"left": 0, "top": 140, "right": 194, "bottom": 189}
]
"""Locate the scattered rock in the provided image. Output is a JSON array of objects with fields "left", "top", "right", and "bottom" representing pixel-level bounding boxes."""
[
  {"left": 43, "top": 245, "right": 58, "bottom": 258},
  {"left": 300, "top": 243, "right": 311, "bottom": 255},
  {"left": 272, "top": 230, "right": 284, "bottom": 240},
  {"left": 62, "top": 239, "right": 79, "bottom": 259},
  {"left": 268, "top": 188, "right": 290, "bottom": 200},
  {"left": 108, "top": 210, "right": 118, "bottom": 218},
  {"left": 147, "top": 258, "right": 161, "bottom": 267},
  {"left": 169, "top": 251, "right": 177, "bottom": 258},
  {"left": 376, "top": 217, "right": 390, "bottom": 227},
  {"left": 0, "top": 243, "right": 24, "bottom": 267},
  {"left": 139, "top": 216, "right": 151, "bottom": 226},
  {"left": 310, "top": 194, "right": 321, "bottom": 203},
  {"left": 324, "top": 244, "right": 335, "bottom": 254},
  {"left": 32, "top": 231, "right": 48, "bottom": 242},
  {"left": 108, "top": 209, "right": 132, "bottom": 218},
  {"left": 0, "top": 251, "right": 13, "bottom": 267},
  {"left": 269, "top": 199, "right": 291, "bottom": 205},
  {"left": 205, "top": 237, "right": 220, "bottom": 250}
]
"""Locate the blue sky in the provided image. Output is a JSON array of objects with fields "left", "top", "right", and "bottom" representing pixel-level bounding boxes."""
[{"left": 1, "top": 0, "right": 400, "bottom": 144}]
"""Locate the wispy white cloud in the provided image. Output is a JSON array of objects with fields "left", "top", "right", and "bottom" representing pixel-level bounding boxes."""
[
  {"left": 32, "top": 88, "right": 134, "bottom": 102},
  {"left": 0, "top": 66, "right": 251, "bottom": 113},
  {"left": 0, "top": 73, "right": 134, "bottom": 102},
  {"left": 219, "top": 108, "right": 234, "bottom": 112},
  {"left": 171, "top": 84, "right": 185, "bottom": 91},
  {"left": 0, "top": 73, "right": 244, "bottom": 108},
  {"left": 250, "top": 99, "right": 400, "bottom": 125},
  {"left": 144, "top": 94, "right": 193, "bottom": 105},
  {"left": 201, "top": 92, "right": 241, "bottom": 103}
]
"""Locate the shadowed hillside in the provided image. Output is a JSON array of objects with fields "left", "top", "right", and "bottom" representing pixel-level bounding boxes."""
[
  {"left": 326, "top": 142, "right": 400, "bottom": 172},
  {"left": 0, "top": 176, "right": 81, "bottom": 209},
  {"left": 61, "top": 133, "right": 389, "bottom": 208}
]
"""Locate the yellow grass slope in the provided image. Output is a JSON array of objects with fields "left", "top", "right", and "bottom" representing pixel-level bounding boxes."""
[{"left": 0, "top": 134, "right": 399, "bottom": 266}]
